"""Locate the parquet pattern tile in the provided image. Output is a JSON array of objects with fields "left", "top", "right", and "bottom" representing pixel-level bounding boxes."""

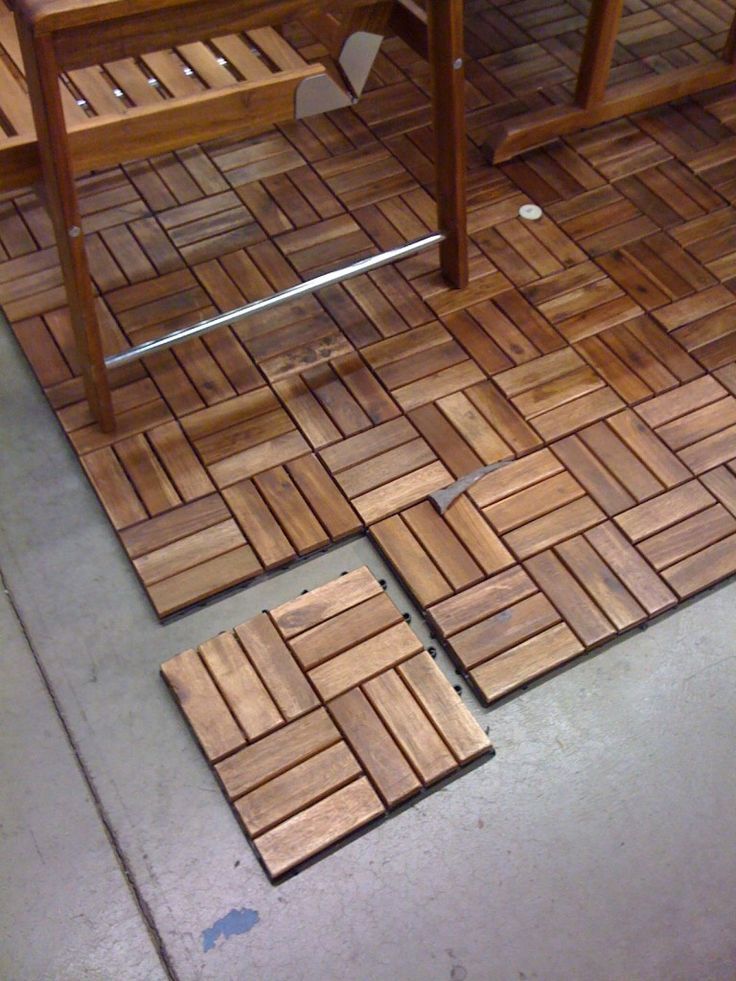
[
  {"left": 161, "top": 567, "right": 492, "bottom": 878},
  {"left": 3, "top": 0, "right": 736, "bottom": 706}
]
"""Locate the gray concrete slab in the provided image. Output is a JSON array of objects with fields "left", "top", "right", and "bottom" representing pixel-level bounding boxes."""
[
  {"left": 0, "top": 577, "right": 167, "bottom": 981},
  {"left": 1, "top": 318, "right": 736, "bottom": 981}
]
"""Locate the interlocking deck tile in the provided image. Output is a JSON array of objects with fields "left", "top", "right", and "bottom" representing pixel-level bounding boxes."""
[
  {"left": 161, "top": 567, "right": 492, "bottom": 878},
  {"left": 4, "top": 0, "right": 736, "bottom": 693}
]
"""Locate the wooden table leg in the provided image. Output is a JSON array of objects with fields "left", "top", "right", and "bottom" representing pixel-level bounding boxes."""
[
  {"left": 575, "top": 0, "right": 624, "bottom": 109},
  {"left": 427, "top": 0, "right": 468, "bottom": 289},
  {"left": 17, "top": 22, "right": 115, "bottom": 431},
  {"left": 723, "top": 10, "right": 736, "bottom": 63}
]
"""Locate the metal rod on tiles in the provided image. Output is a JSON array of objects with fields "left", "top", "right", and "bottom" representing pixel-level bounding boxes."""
[{"left": 104, "top": 233, "right": 444, "bottom": 369}]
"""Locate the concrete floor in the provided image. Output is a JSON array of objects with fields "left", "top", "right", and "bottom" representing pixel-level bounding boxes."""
[{"left": 1, "top": 315, "right": 736, "bottom": 981}]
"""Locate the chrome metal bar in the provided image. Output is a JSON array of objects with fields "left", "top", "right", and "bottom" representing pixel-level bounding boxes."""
[{"left": 105, "top": 233, "right": 444, "bottom": 368}]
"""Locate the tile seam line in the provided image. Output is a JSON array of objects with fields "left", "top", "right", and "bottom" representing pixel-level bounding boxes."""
[{"left": 0, "top": 562, "right": 178, "bottom": 981}]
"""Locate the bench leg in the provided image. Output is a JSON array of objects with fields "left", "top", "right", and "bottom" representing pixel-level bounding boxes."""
[
  {"left": 427, "top": 0, "right": 468, "bottom": 289},
  {"left": 17, "top": 23, "right": 115, "bottom": 431},
  {"left": 575, "top": 0, "right": 624, "bottom": 109}
]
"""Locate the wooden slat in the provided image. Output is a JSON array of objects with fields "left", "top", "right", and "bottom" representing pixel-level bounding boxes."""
[
  {"left": 471, "top": 624, "right": 584, "bottom": 705},
  {"left": 289, "top": 592, "right": 402, "bottom": 670},
  {"left": 307, "top": 621, "right": 423, "bottom": 701},
  {"left": 199, "top": 631, "right": 283, "bottom": 741},
  {"left": 235, "top": 742, "right": 362, "bottom": 837},
  {"left": 216, "top": 708, "right": 341, "bottom": 801},
  {"left": 234, "top": 614, "right": 319, "bottom": 721},
  {"left": 161, "top": 648, "right": 244, "bottom": 763},
  {"left": 398, "top": 652, "right": 491, "bottom": 763},
  {"left": 328, "top": 687, "right": 421, "bottom": 806},
  {"left": 363, "top": 669, "right": 457, "bottom": 784},
  {"left": 271, "top": 566, "right": 382, "bottom": 639},
  {"left": 255, "top": 777, "right": 384, "bottom": 879}
]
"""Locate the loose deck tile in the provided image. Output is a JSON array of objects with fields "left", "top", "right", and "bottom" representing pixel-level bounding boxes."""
[
  {"left": 3, "top": 0, "right": 736, "bottom": 706},
  {"left": 161, "top": 567, "right": 492, "bottom": 878}
]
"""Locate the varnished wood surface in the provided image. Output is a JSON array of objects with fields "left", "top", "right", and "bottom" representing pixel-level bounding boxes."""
[
  {"left": 162, "top": 567, "right": 492, "bottom": 879},
  {"left": 3, "top": 7, "right": 736, "bottom": 702}
]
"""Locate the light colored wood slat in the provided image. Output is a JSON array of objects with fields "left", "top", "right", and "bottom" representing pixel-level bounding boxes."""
[
  {"left": 134, "top": 519, "right": 244, "bottom": 585},
  {"left": 702, "top": 467, "right": 736, "bottom": 517},
  {"left": 363, "top": 669, "right": 457, "bottom": 785},
  {"left": 216, "top": 708, "right": 341, "bottom": 801},
  {"left": 68, "top": 66, "right": 128, "bottom": 115},
  {"left": 287, "top": 454, "right": 362, "bottom": 541},
  {"left": 149, "top": 544, "right": 261, "bottom": 618},
  {"left": 0, "top": 56, "right": 35, "bottom": 134},
  {"left": 200, "top": 632, "right": 283, "bottom": 741},
  {"left": 271, "top": 566, "right": 382, "bottom": 639},
  {"left": 468, "top": 448, "right": 564, "bottom": 508},
  {"left": 308, "top": 621, "right": 423, "bottom": 702},
  {"left": 328, "top": 687, "right": 421, "bottom": 807},
  {"left": 211, "top": 34, "right": 273, "bottom": 82},
  {"left": 81, "top": 446, "right": 147, "bottom": 529},
  {"left": 607, "top": 409, "right": 690, "bottom": 487},
  {"left": 551, "top": 434, "right": 635, "bottom": 516},
  {"left": 443, "top": 496, "right": 514, "bottom": 576},
  {"left": 450, "top": 592, "right": 561, "bottom": 670},
  {"left": 429, "top": 565, "right": 537, "bottom": 638},
  {"left": 235, "top": 742, "right": 362, "bottom": 837},
  {"left": 635, "top": 376, "right": 726, "bottom": 429},
  {"left": 147, "top": 421, "right": 214, "bottom": 501},
  {"left": 398, "top": 651, "right": 491, "bottom": 763},
  {"left": 585, "top": 522, "right": 676, "bottom": 617},
  {"left": 234, "top": 614, "right": 319, "bottom": 721},
  {"left": 289, "top": 592, "right": 403, "bottom": 671},
  {"left": 504, "top": 496, "right": 606, "bottom": 559},
  {"left": 254, "top": 465, "right": 329, "bottom": 555},
  {"left": 104, "top": 57, "right": 165, "bottom": 106},
  {"left": 679, "top": 424, "right": 736, "bottom": 474},
  {"left": 638, "top": 505, "right": 736, "bottom": 571},
  {"left": 337, "top": 438, "right": 436, "bottom": 499},
  {"left": 320, "top": 417, "right": 418, "bottom": 473},
  {"left": 484, "top": 471, "right": 585, "bottom": 533},
  {"left": 525, "top": 550, "right": 615, "bottom": 648},
  {"left": 662, "top": 532, "right": 736, "bottom": 599},
  {"left": 579, "top": 421, "right": 663, "bottom": 501},
  {"left": 209, "top": 430, "right": 310, "bottom": 488},
  {"left": 614, "top": 482, "right": 715, "bottom": 542},
  {"left": 255, "top": 777, "right": 384, "bottom": 879},
  {"left": 223, "top": 479, "right": 295, "bottom": 570},
  {"left": 161, "top": 648, "right": 244, "bottom": 763},
  {"left": 471, "top": 624, "right": 584, "bottom": 705},
  {"left": 402, "top": 501, "right": 483, "bottom": 591},
  {"left": 555, "top": 536, "right": 646, "bottom": 631},
  {"left": 115, "top": 433, "right": 181, "bottom": 516},
  {"left": 353, "top": 460, "right": 452, "bottom": 524},
  {"left": 176, "top": 41, "right": 239, "bottom": 87},
  {"left": 370, "top": 514, "right": 453, "bottom": 607},
  {"left": 120, "top": 494, "right": 228, "bottom": 559},
  {"left": 248, "top": 28, "right": 309, "bottom": 71}
]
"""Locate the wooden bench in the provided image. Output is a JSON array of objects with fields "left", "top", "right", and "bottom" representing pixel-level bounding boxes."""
[
  {"left": 388, "top": 0, "right": 736, "bottom": 162},
  {"left": 10, "top": 0, "right": 468, "bottom": 431}
]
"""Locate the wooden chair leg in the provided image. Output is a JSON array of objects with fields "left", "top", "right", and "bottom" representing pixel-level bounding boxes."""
[
  {"left": 427, "top": 0, "right": 468, "bottom": 289},
  {"left": 575, "top": 0, "right": 624, "bottom": 109},
  {"left": 723, "top": 9, "right": 736, "bottom": 63},
  {"left": 17, "top": 22, "right": 115, "bottom": 431}
]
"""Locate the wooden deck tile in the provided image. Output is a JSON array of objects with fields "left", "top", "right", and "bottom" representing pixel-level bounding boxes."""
[
  {"left": 493, "top": 349, "right": 625, "bottom": 440},
  {"left": 635, "top": 377, "right": 736, "bottom": 474},
  {"left": 5, "top": 0, "right": 736, "bottom": 689},
  {"left": 162, "top": 567, "right": 491, "bottom": 878}
]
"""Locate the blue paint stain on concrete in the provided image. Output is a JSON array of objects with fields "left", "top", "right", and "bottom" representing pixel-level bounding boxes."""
[{"left": 202, "top": 907, "right": 259, "bottom": 952}]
